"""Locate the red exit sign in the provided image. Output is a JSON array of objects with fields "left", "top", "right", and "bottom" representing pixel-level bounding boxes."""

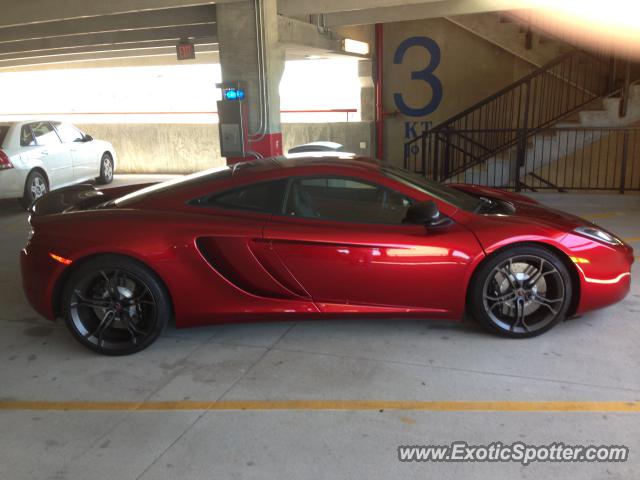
[{"left": 177, "top": 42, "right": 195, "bottom": 61}]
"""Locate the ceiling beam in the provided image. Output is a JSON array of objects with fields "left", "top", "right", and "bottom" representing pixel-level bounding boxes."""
[
  {"left": 324, "top": 0, "right": 537, "bottom": 26},
  {"left": 278, "top": 15, "right": 368, "bottom": 59},
  {"left": 0, "top": 39, "right": 217, "bottom": 62},
  {"left": 0, "top": 5, "right": 216, "bottom": 43},
  {"left": 0, "top": 0, "right": 241, "bottom": 29},
  {"left": 0, "top": 44, "right": 219, "bottom": 69},
  {"left": 0, "top": 24, "right": 217, "bottom": 56},
  {"left": 278, "top": 0, "right": 443, "bottom": 16}
]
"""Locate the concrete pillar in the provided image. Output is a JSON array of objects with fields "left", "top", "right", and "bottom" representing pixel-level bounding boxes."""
[
  {"left": 216, "top": 0, "right": 284, "bottom": 160},
  {"left": 358, "top": 59, "right": 375, "bottom": 123}
]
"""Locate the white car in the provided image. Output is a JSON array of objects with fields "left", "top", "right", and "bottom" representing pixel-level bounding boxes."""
[{"left": 0, "top": 121, "right": 116, "bottom": 207}]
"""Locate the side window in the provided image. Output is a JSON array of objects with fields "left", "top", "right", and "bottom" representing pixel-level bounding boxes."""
[
  {"left": 286, "top": 176, "right": 412, "bottom": 224},
  {"left": 198, "top": 179, "right": 288, "bottom": 214},
  {"left": 20, "top": 125, "right": 36, "bottom": 147},
  {"left": 30, "top": 122, "right": 61, "bottom": 146},
  {"left": 55, "top": 123, "right": 85, "bottom": 143}
]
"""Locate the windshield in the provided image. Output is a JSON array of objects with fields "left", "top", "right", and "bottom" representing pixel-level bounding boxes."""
[
  {"left": 381, "top": 166, "right": 480, "bottom": 212},
  {"left": 112, "top": 166, "right": 231, "bottom": 207}
]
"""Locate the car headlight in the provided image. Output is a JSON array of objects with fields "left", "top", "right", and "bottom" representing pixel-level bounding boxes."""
[{"left": 574, "top": 226, "right": 623, "bottom": 246}]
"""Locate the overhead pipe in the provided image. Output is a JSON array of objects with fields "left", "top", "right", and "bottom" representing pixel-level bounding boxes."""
[
  {"left": 375, "top": 23, "right": 384, "bottom": 160},
  {"left": 249, "top": 0, "right": 269, "bottom": 141}
]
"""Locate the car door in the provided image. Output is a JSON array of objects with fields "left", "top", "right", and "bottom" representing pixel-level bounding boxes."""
[
  {"left": 53, "top": 122, "right": 94, "bottom": 181},
  {"left": 263, "top": 175, "right": 482, "bottom": 314},
  {"left": 28, "top": 121, "right": 74, "bottom": 188},
  {"left": 189, "top": 177, "right": 316, "bottom": 302}
]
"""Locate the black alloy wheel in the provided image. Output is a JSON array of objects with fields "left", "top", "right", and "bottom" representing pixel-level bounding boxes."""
[
  {"left": 469, "top": 246, "right": 572, "bottom": 338},
  {"left": 62, "top": 256, "right": 170, "bottom": 355}
]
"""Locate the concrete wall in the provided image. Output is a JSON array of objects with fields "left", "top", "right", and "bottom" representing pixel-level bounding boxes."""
[
  {"left": 79, "top": 122, "right": 372, "bottom": 173},
  {"left": 284, "top": 122, "right": 372, "bottom": 157},
  {"left": 381, "top": 17, "right": 534, "bottom": 165},
  {"left": 74, "top": 17, "right": 539, "bottom": 174},
  {"left": 79, "top": 123, "right": 223, "bottom": 173}
]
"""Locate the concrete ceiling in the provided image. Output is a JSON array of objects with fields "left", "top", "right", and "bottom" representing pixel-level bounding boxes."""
[
  {"left": 278, "top": 0, "right": 537, "bottom": 26},
  {"left": 0, "top": 4, "right": 218, "bottom": 69},
  {"left": 0, "top": 1, "right": 233, "bottom": 29},
  {"left": 0, "top": 0, "right": 539, "bottom": 70}
]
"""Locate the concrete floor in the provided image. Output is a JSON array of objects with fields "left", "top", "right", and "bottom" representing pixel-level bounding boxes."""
[{"left": 1, "top": 177, "right": 639, "bottom": 480}]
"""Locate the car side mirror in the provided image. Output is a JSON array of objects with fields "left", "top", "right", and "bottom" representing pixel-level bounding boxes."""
[
  {"left": 404, "top": 201, "right": 442, "bottom": 226},
  {"left": 83, "top": 134, "right": 93, "bottom": 142}
]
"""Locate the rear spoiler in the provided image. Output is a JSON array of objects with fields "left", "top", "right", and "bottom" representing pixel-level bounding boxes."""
[
  {"left": 29, "top": 182, "right": 159, "bottom": 217},
  {"left": 29, "top": 184, "right": 104, "bottom": 217}
]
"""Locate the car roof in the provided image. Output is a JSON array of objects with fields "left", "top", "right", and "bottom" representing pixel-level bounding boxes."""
[
  {"left": 233, "top": 154, "right": 382, "bottom": 176},
  {"left": 111, "top": 155, "right": 383, "bottom": 207}
]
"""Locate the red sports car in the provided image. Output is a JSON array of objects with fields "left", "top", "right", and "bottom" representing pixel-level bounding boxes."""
[{"left": 21, "top": 156, "right": 634, "bottom": 355}]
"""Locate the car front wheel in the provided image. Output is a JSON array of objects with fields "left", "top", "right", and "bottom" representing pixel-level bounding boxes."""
[
  {"left": 468, "top": 246, "right": 572, "bottom": 338},
  {"left": 62, "top": 255, "right": 170, "bottom": 355}
]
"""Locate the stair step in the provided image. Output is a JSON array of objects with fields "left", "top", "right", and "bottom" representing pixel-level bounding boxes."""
[
  {"left": 446, "top": 12, "right": 570, "bottom": 68},
  {"left": 603, "top": 97, "right": 622, "bottom": 115},
  {"left": 579, "top": 110, "right": 610, "bottom": 125}
]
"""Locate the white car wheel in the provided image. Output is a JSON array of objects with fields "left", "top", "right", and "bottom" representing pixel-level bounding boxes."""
[
  {"left": 22, "top": 171, "right": 49, "bottom": 209},
  {"left": 99, "top": 154, "right": 114, "bottom": 184}
]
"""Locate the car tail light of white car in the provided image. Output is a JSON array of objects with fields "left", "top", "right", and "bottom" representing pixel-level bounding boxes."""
[{"left": 0, "top": 149, "right": 13, "bottom": 170}]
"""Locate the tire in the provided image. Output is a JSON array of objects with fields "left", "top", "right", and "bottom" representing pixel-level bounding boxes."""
[
  {"left": 21, "top": 170, "right": 49, "bottom": 209},
  {"left": 468, "top": 245, "right": 572, "bottom": 338},
  {"left": 97, "top": 153, "right": 114, "bottom": 184},
  {"left": 61, "top": 255, "right": 170, "bottom": 355}
]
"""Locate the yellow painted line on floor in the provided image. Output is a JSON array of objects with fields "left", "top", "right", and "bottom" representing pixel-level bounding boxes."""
[
  {"left": 587, "top": 212, "right": 625, "bottom": 220},
  {"left": 624, "top": 237, "right": 640, "bottom": 243},
  {"left": 1, "top": 220, "right": 24, "bottom": 232},
  {"left": 0, "top": 400, "right": 639, "bottom": 412}
]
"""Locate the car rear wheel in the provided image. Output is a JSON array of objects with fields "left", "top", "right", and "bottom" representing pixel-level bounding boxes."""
[
  {"left": 468, "top": 246, "right": 572, "bottom": 338},
  {"left": 62, "top": 256, "right": 170, "bottom": 355},
  {"left": 21, "top": 170, "right": 48, "bottom": 209},
  {"left": 97, "top": 153, "right": 114, "bottom": 184}
]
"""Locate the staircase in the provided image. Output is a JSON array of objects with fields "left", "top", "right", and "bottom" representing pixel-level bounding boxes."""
[
  {"left": 452, "top": 83, "right": 640, "bottom": 187},
  {"left": 404, "top": 12, "right": 640, "bottom": 192},
  {"left": 446, "top": 12, "right": 571, "bottom": 68}
]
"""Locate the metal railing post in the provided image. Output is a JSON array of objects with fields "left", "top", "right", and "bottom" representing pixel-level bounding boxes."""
[
  {"left": 421, "top": 133, "right": 427, "bottom": 176},
  {"left": 432, "top": 133, "right": 440, "bottom": 181},
  {"left": 403, "top": 142, "right": 409, "bottom": 170},
  {"left": 620, "top": 59, "right": 631, "bottom": 118},
  {"left": 443, "top": 131, "right": 451, "bottom": 180},
  {"left": 620, "top": 130, "right": 629, "bottom": 194},
  {"left": 515, "top": 129, "right": 525, "bottom": 192}
]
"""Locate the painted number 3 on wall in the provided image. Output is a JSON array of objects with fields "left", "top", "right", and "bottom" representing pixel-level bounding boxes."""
[{"left": 393, "top": 36, "right": 443, "bottom": 117}]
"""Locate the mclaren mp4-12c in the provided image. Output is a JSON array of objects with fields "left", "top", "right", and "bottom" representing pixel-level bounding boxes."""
[{"left": 21, "top": 156, "right": 634, "bottom": 355}]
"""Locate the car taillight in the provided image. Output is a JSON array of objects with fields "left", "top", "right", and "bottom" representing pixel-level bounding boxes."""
[{"left": 0, "top": 149, "right": 13, "bottom": 170}]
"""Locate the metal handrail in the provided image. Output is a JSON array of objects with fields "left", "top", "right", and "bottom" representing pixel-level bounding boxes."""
[
  {"left": 405, "top": 48, "right": 627, "bottom": 180},
  {"left": 428, "top": 49, "right": 581, "bottom": 131},
  {"left": 406, "top": 127, "right": 640, "bottom": 193}
]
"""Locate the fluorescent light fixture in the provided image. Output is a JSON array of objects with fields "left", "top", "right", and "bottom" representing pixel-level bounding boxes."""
[{"left": 342, "top": 39, "right": 369, "bottom": 56}]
